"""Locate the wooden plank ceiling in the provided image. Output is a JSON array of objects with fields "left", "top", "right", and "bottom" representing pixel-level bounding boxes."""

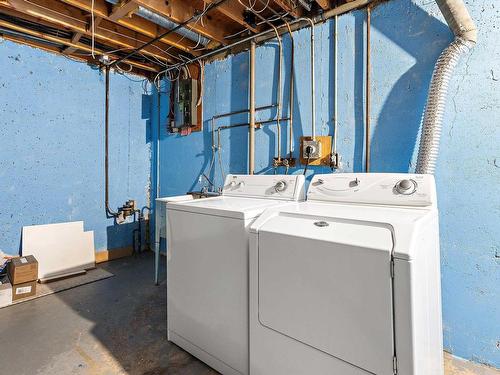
[{"left": 0, "top": 0, "right": 343, "bottom": 77}]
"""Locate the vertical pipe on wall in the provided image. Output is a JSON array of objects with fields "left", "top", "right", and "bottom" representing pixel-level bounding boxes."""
[
  {"left": 285, "top": 21, "right": 295, "bottom": 158},
  {"left": 275, "top": 30, "right": 283, "bottom": 162},
  {"left": 298, "top": 18, "right": 316, "bottom": 140},
  {"left": 331, "top": 14, "right": 339, "bottom": 168},
  {"left": 104, "top": 66, "right": 118, "bottom": 218},
  {"left": 365, "top": 6, "right": 371, "bottom": 173},
  {"left": 154, "top": 84, "right": 161, "bottom": 286},
  {"left": 246, "top": 7, "right": 284, "bottom": 162},
  {"left": 249, "top": 40, "right": 256, "bottom": 175}
]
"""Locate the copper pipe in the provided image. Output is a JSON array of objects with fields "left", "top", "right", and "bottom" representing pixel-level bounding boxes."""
[
  {"left": 161, "top": 1, "right": 373, "bottom": 75},
  {"left": 104, "top": 66, "right": 118, "bottom": 218},
  {"left": 249, "top": 40, "right": 256, "bottom": 175},
  {"left": 285, "top": 21, "right": 295, "bottom": 158},
  {"left": 365, "top": 6, "right": 371, "bottom": 172},
  {"left": 247, "top": 7, "right": 284, "bottom": 162}
]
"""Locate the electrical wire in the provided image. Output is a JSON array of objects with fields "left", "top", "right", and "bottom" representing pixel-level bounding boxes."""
[
  {"left": 223, "top": 11, "right": 290, "bottom": 40},
  {"left": 154, "top": 1, "right": 229, "bottom": 86},
  {"left": 116, "top": 61, "right": 133, "bottom": 72},
  {"left": 238, "top": 0, "right": 271, "bottom": 14},
  {"left": 196, "top": 59, "right": 204, "bottom": 107}
]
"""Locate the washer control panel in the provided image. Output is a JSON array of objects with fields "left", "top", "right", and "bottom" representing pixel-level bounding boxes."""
[
  {"left": 395, "top": 179, "right": 417, "bottom": 195},
  {"left": 308, "top": 173, "right": 436, "bottom": 207},
  {"left": 274, "top": 180, "right": 288, "bottom": 192},
  {"left": 223, "top": 174, "right": 306, "bottom": 201}
]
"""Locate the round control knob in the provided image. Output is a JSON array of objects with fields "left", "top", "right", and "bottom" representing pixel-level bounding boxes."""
[
  {"left": 396, "top": 179, "right": 416, "bottom": 194},
  {"left": 274, "top": 180, "right": 287, "bottom": 192}
]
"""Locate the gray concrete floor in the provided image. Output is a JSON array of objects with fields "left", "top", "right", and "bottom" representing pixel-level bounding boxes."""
[
  {"left": 1, "top": 252, "right": 497, "bottom": 375},
  {"left": 0, "top": 252, "right": 217, "bottom": 375}
]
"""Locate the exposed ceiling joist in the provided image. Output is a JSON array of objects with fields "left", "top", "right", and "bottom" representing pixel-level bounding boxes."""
[
  {"left": 314, "top": 0, "right": 330, "bottom": 10},
  {"left": 202, "top": 0, "right": 261, "bottom": 34},
  {"left": 0, "top": 0, "right": 342, "bottom": 76},
  {"left": 0, "top": 15, "right": 158, "bottom": 71},
  {"left": 63, "top": 30, "right": 85, "bottom": 54},
  {"left": 5, "top": 0, "right": 177, "bottom": 63},
  {"left": 271, "top": 0, "right": 302, "bottom": 17},
  {"left": 108, "top": 0, "right": 137, "bottom": 22},
  {"left": 58, "top": 0, "right": 201, "bottom": 54},
  {"left": 134, "top": 0, "right": 229, "bottom": 45}
]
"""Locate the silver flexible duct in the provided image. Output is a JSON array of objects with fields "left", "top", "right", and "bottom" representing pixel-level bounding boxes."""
[
  {"left": 416, "top": 0, "right": 477, "bottom": 174},
  {"left": 136, "top": 6, "right": 210, "bottom": 46},
  {"left": 105, "top": 0, "right": 210, "bottom": 46}
]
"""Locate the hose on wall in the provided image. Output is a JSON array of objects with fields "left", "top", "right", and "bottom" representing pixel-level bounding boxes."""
[{"left": 416, "top": 0, "right": 477, "bottom": 174}]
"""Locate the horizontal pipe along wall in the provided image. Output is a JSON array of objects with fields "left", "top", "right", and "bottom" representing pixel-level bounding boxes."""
[
  {"left": 0, "top": 41, "right": 151, "bottom": 255},
  {"left": 153, "top": 0, "right": 499, "bottom": 368}
]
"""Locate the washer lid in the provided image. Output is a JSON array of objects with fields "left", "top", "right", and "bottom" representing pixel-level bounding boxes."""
[
  {"left": 257, "top": 213, "right": 394, "bottom": 374},
  {"left": 167, "top": 196, "right": 287, "bottom": 219},
  {"left": 250, "top": 201, "right": 436, "bottom": 260}
]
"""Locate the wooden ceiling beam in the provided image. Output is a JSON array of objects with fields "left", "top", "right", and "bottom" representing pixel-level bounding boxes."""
[
  {"left": 62, "top": 31, "right": 84, "bottom": 54},
  {"left": 58, "top": 0, "right": 199, "bottom": 54},
  {"left": 108, "top": 0, "right": 137, "bottom": 22},
  {"left": 1, "top": 31, "right": 151, "bottom": 76},
  {"left": 134, "top": 0, "right": 229, "bottom": 45},
  {"left": 270, "top": 0, "right": 301, "bottom": 17},
  {"left": 2, "top": 32, "right": 78, "bottom": 55},
  {"left": 0, "top": 15, "right": 158, "bottom": 71},
  {"left": 201, "top": 0, "right": 261, "bottom": 34},
  {"left": 314, "top": 0, "right": 331, "bottom": 10},
  {"left": 63, "top": 16, "right": 101, "bottom": 53},
  {"left": 5, "top": 0, "right": 178, "bottom": 63}
]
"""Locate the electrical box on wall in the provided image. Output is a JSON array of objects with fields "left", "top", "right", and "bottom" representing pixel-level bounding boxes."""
[
  {"left": 175, "top": 79, "right": 198, "bottom": 126},
  {"left": 299, "top": 136, "right": 332, "bottom": 166},
  {"left": 169, "top": 77, "right": 202, "bottom": 135}
]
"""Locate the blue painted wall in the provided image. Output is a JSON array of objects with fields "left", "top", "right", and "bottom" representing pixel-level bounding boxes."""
[
  {"left": 0, "top": 41, "right": 151, "bottom": 254},
  {"left": 153, "top": 0, "right": 499, "bottom": 367}
]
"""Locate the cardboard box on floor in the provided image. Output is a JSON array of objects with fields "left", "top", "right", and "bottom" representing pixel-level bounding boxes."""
[
  {"left": 11, "top": 280, "right": 36, "bottom": 301},
  {"left": 8, "top": 255, "right": 38, "bottom": 285},
  {"left": 7, "top": 255, "right": 38, "bottom": 303},
  {"left": 0, "top": 275, "right": 12, "bottom": 308}
]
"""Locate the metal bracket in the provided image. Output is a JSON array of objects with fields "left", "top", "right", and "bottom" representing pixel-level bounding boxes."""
[{"left": 273, "top": 157, "right": 296, "bottom": 168}]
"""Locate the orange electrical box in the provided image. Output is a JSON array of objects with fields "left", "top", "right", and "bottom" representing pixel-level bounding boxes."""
[{"left": 299, "top": 136, "right": 332, "bottom": 166}]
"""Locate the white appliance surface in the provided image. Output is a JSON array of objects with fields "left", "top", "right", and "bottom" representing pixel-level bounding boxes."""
[
  {"left": 167, "top": 174, "right": 305, "bottom": 375},
  {"left": 249, "top": 173, "right": 443, "bottom": 375},
  {"left": 156, "top": 195, "right": 195, "bottom": 239},
  {"left": 167, "top": 196, "right": 290, "bottom": 219}
]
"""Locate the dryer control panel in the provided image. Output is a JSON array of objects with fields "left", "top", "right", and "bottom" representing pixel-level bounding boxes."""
[
  {"left": 223, "top": 174, "right": 306, "bottom": 201},
  {"left": 308, "top": 173, "right": 436, "bottom": 207}
]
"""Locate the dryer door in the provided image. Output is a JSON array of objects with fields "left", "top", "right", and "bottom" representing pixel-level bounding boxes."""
[{"left": 258, "top": 213, "right": 395, "bottom": 375}]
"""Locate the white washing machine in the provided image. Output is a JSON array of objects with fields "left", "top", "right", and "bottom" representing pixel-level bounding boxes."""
[
  {"left": 154, "top": 195, "right": 195, "bottom": 284},
  {"left": 249, "top": 173, "right": 443, "bottom": 375},
  {"left": 167, "top": 174, "right": 305, "bottom": 375}
]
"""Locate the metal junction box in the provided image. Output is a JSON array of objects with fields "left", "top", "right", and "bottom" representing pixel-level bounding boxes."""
[{"left": 175, "top": 78, "right": 198, "bottom": 127}]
